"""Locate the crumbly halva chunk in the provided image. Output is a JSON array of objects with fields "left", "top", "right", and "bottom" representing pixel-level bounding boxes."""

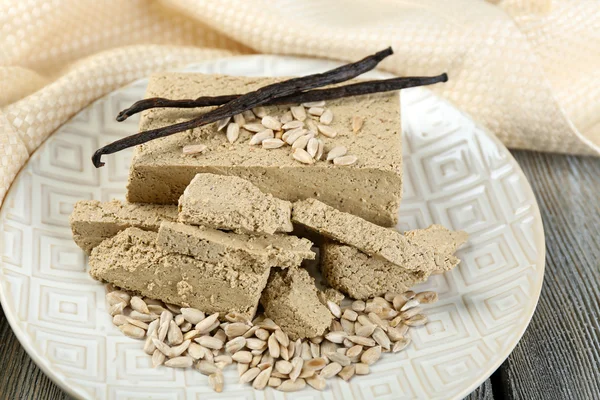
[
  {"left": 260, "top": 267, "right": 333, "bottom": 340},
  {"left": 178, "top": 173, "right": 293, "bottom": 234},
  {"left": 69, "top": 200, "right": 177, "bottom": 253},
  {"left": 292, "top": 198, "right": 438, "bottom": 272},
  {"left": 321, "top": 224, "right": 468, "bottom": 299},
  {"left": 89, "top": 228, "right": 269, "bottom": 319},
  {"left": 157, "top": 221, "right": 314, "bottom": 273},
  {"left": 126, "top": 73, "right": 403, "bottom": 227}
]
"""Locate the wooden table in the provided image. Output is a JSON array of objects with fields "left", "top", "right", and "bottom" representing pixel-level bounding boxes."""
[{"left": 1, "top": 150, "right": 599, "bottom": 400}]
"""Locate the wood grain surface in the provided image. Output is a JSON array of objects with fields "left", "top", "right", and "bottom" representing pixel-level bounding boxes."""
[{"left": 0, "top": 150, "right": 598, "bottom": 400}]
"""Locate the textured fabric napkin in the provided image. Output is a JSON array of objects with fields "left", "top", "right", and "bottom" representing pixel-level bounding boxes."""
[{"left": 1, "top": 0, "right": 599, "bottom": 203}]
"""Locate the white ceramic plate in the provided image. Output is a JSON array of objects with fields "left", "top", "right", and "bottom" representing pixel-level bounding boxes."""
[{"left": 0, "top": 55, "right": 545, "bottom": 400}]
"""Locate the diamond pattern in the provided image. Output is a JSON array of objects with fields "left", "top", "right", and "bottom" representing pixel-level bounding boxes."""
[{"left": 0, "top": 56, "right": 545, "bottom": 399}]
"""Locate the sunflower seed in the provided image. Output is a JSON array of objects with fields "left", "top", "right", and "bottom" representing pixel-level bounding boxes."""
[
  {"left": 326, "top": 300, "right": 342, "bottom": 318},
  {"left": 305, "top": 137, "right": 320, "bottom": 158},
  {"left": 225, "top": 312, "right": 251, "bottom": 324},
  {"left": 325, "top": 146, "right": 347, "bottom": 162},
  {"left": 243, "top": 326, "right": 259, "bottom": 338},
  {"left": 166, "top": 320, "right": 183, "bottom": 345},
  {"left": 310, "top": 335, "right": 324, "bottom": 344},
  {"left": 214, "top": 354, "right": 232, "bottom": 366},
  {"left": 289, "top": 357, "right": 303, "bottom": 382},
  {"left": 186, "top": 343, "right": 204, "bottom": 360},
  {"left": 291, "top": 106, "right": 306, "bottom": 121},
  {"left": 284, "top": 128, "right": 308, "bottom": 145},
  {"left": 346, "top": 344, "right": 362, "bottom": 357},
  {"left": 389, "top": 315, "right": 403, "bottom": 328},
  {"left": 351, "top": 300, "right": 365, "bottom": 312},
  {"left": 368, "top": 312, "right": 388, "bottom": 331},
  {"left": 304, "top": 118, "right": 318, "bottom": 134},
  {"left": 392, "top": 337, "right": 411, "bottom": 352},
  {"left": 372, "top": 327, "right": 391, "bottom": 350},
  {"left": 243, "top": 123, "right": 265, "bottom": 133},
  {"left": 315, "top": 138, "right": 324, "bottom": 160},
  {"left": 119, "top": 323, "right": 145, "bottom": 339},
  {"left": 309, "top": 342, "right": 320, "bottom": 358},
  {"left": 196, "top": 312, "right": 219, "bottom": 333},
  {"left": 240, "top": 367, "right": 261, "bottom": 383},
  {"left": 261, "top": 116, "right": 282, "bottom": 131},
  {"left": 231, "top": 113, "right": 246, "bottom": 127},
  {"left": 216, "top": 117, "right": 231, "bottom": 131},
  {"left": 259, "top": 138, "right": 283, "bottom": 149},
  {"left": 246, "top": 338, "right": 268, "bottom": 351},
  {"left": 355, "top": 323, "right": 376, "bottom": 337},
  {"left": 308, "top": 107, "right": 324, "bottom": 116},
  {"left": 223, "top": 323, "right": 248, "bottom": 338},
  {"left": 225, "top": 122, "right": 240, "bottom": 143},
  {"left": 195, "top": 336, "right": 224, "bottom": 350},
  {"left": 386, "top": 326, "right": 406, "bottom": 342},
  {"left": 173, "top": 314, "right": 184, "bottom": 326},
  {"left": 294, "top": 338, "right": 303, "bottom": 357},
  {"left": 275, "top": 359, "right": 293, "bottom": 374},
  {"left": 106, "top": 292, "right": 127, "bottom": 306},
  {"left": 401, "top": 306, "right": 422, "bottom": 320},
  {"left": 209, "top": 370, "right": 224, "bottom": 392},
  {"left": 292, "top": 148, "right": 314, "bottom": 164},
  {"left": 182, "top": 144, "right": 207, "bottom": 155},
  {"left": 197, "top": 359, "right": 219, "bottom": 375},
  {"left": 298, "top": 342, "right": 310, "bottom": 360},
  {"left": 238, "top": 362, "right": 250, "bottom": 377},
  {"left": 341, "top": 309, "right": 358, "bottom": 322},
  {"left": 252, "top": 366, "right": 272, "bottom": 390},
  {"left": 416, "top": 291, "right": 438, "bottom": 304},
  {"left": 254, "top": 328, "right": 269, "bottom": 341},
  {"left": 183, "top": 329, "right": 201, "bottom": 341},
  {"left": 302, "top": 100, "right": 326, "bottom": 108},
  {"left": 288, "top": 340, "right": 296, "bottom": 359},
  {"left": 229, "top": 350, "right": 250, "bottom": 363},
  {"left": 108, "top": 302, "right": 125, "bottom": 316},
  {"left": 361, "top": 345, "right": 382, "bottom": 364},
  {"left": 279, "top": 345, "right": 289, "bottom": 361},
  {"left": 334, "top": 155, "right": 357, "bottom": 166},
  {"left": 251, "top": 354, "right": 262, "bottom": 366},
  {"left": 400, "top": 298, "right": 420, "bottom": 311},
  {"left": 355, "top": 362, "right": 369, "bottom": 375},
  {"left": 340, "top": 319, "right": 355, "bottom": 336},
  {"left": 165, "top": 356, "right": 193, "bottom": 368},
  {"left": 250, "top": 106, "right": 267, "bottom": 118},
  {"left": 404, "top": 314, "right": 428, "bottom": 326},
  {"left": 130, "top": 296, "right": 149, "bottom": 314},
  {"left": 378, "top": 308, "right": 399, "bottom": 320},
  {"left": 151, "top": 349, "right": 165, "bottom": 367},
  {"left": 272, "top": 329, "right": 288, "bottom": 348},
  {"left": 282, "top": 120, "right": 303, "bottom": 130},
  {"left": 143, "top": 335, "right": 157, "bottom": 354},
  {"left": 249, "top": 129, "right": 274, "bottom": 145},
  {"left": 352, "top": 116, "right": 364, "bottom": 132},
  {"left": 180, "top": 322, "right": 192, "bottom": 332},
  {"left": 320, "top": 361, "right": 342, "bottom": 378},
  {"left": 280, "top": 111, "right": 293, "bottom": 124},
  {"left": 237, "top": 109, "right": 254, "bottom": 122},
  {"left": 325, "top": 331, "right": 347, "bottom": 344},
  {"left": 256, "top": 318, "right": 278, "bottom": 331},
  {"left": 292, "top": 133, "right": 314, "bottom": 150},
  {"left": 338, "top": 364, "right": 355, "bottom": 381},
  {"left": 328, "top": 352, "right": 351, "bottom": 367},
  {"left": 320, "top": 340, "right": 338, "bottom": 357},
  {"left": 268, "top": 377, "right": 282, "bottom": 387},
  {"left": 112, "top": 314, "right": 128, "bottom": 326},
  {"left": 317, "top": 124, "right": 337, "bottom": 137},
  {"left": 319, "top": 109, "right": 333, "bottom": 125}
]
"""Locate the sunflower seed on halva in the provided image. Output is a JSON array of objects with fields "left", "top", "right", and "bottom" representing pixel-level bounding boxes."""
[
  {"left": 249, "top": 129, "right": 274, "bottom": 145},
  {"left": 292, "top": 148, "right": 314, "bottom": 164},
  {"left": 326, "top": 146, "right": 347, "bottom": 161},
  {"left": 306, "top": 137, "right": 320, "bottom": 158},
  {"left": 182, "top": 144, "right": 207, "bottom": 155},
  {"left": 280, "top": 111, "right": 293, "bottom": 124},
  {"left": 315, "top": 139, "right": 324, "bottom": 160},
  {"left": 352, "top": 115, "right": 364, "bottom": 132},
  {"left": 291, "top": 133, "right": 313, "bottom": 150},
  {"left": 216, "top": 117, "right": 231, "bottom": 131},
  {"left": 282, "top": 120, "right": 303, "bottom": 130},
  {"left": 333, "top": 155, "right": 358, "bottom": 166},
  {"left": 253, "top": 106, "right": 268, "bottom": 118},
  {"left": 262, "top": 138, "right": 285, "bottom": 149},
  {"left": 283, "top": 127, "right": 308, "bottom": 144},
  {"left": 243, "top": 123, "right": 265, "bottom": 132},
  {"left": 319, "top": 109, "right": 333, "bottom": 125},
  {"left": 317, "top": 124, "right": 336, "bottom": 137},
  {"left": 290, "top": 106, "right": 307, "bottom": 121},
  {"left": 226, "top": 122, "right": 240, "bottom": 143},
  {"left": 308, "top": 107, "right": 324, "bottom": 116},
  {"left": 261, "top": 116, "right": 282, "bottom": 130}
]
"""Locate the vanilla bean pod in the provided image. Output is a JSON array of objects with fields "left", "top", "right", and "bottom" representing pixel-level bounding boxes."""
[{"left": 92, "top": 47, "right": 393, "bottom": 167}]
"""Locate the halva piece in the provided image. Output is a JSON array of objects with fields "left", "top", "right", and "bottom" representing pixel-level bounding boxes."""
[
  {"left": 292, "top": 198, "right": 437, "bottom": 272},
  {"left": 126, "top": 73, "right": 402, "bottom": 227},
  {"left": 69, "top": 200, "right": 177, "bottom": 253},
  {"left": 89, "top": 228, "right": 269, "bottom": 319},
  {"left": 157, "top": 221, "right": 315, "bottom": 273},
  {"left": 260, "top": 268, "right": 333, "bottom": 340},
  {"left": 178, "top": 173, "right": 293, "bottom": 234}
]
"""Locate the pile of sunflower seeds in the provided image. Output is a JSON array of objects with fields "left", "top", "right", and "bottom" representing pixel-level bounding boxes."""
[
  {"left": 211, "top": 101, "right": 358, "bottom": 166},
  {"left": 106, "top": 285, "right": 436, "bottom": 393}
]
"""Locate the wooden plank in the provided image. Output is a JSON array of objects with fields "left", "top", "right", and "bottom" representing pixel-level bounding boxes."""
[
  {"left": 465, "top": 378, "right": 495, "bottom": 400},
  {"left": 497, "top": 151, "right": 600, "bottom": 400},
  {"left": 0, "top": 306, "right": 70, "bottom": 400}
]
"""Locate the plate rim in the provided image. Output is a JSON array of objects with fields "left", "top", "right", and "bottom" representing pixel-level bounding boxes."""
[{"left": 0, "top": 54, "right": 546, "bottom": 400}]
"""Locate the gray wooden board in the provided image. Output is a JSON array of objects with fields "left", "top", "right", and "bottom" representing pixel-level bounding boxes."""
[{"left": 0, "top": 150, "right": 598, "bottom": 399}]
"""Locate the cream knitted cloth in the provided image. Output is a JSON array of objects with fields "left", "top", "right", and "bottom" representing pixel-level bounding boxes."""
[{"left": 1, "top": 0, "right": 598, "bottom": 203}]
